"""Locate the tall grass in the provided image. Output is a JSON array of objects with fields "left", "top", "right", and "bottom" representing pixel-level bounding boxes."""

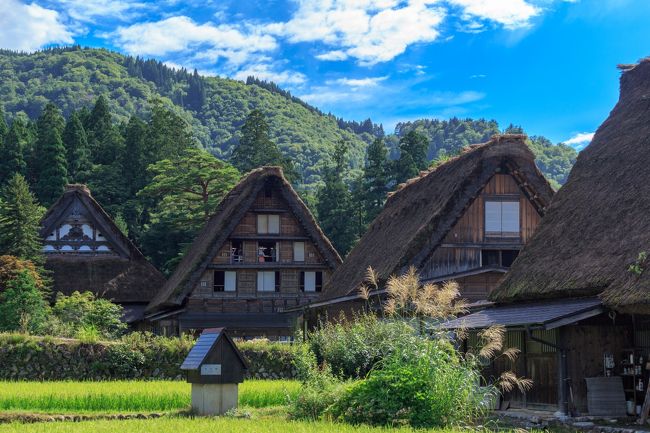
[
  {"left": 0, "top": 380, "right": 299, "bottom": 413},
  {"left": 0, "top": 417, "right": 479, "bottom": 433}
]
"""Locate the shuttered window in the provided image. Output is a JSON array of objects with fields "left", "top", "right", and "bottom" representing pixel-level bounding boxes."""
[
  {"left": 485, "top": 200, "right": 520, "bottom": 236},
  {"left": 224, "top": 271, "right": 237, "bottom": 292},
  {"left": 257, "top": 214, "right": 280, "bottom": 234},
  {"left": 257, "top": 271, "right": 280, "bottom": 292},
  {"left": 293, "top": 242, "right": 305, "bottom": 262},
  {"left": 300, "top": 271, "right": 323, "bottom": 292}
]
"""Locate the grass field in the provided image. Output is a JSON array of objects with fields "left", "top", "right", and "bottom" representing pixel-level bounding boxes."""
[
  {"left": 0, "top": 416, "right": 496, "bottom": 433},
  {"left": 0, "top": 380, "right": 300, "bottom": 413}
]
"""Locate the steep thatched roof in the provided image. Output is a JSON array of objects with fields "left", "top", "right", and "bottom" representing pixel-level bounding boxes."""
[
  {"left": 40, "top": 184, "right": 166, "bottom": 304},
  {"left": 320, "top": 135, "right": 554, "bottom": 302},
  {"left": 491, "top": 58, "right": 650, "bottom": 313},
  {"left": 147, "top": 166, "right": 342, "bottom": 312}
]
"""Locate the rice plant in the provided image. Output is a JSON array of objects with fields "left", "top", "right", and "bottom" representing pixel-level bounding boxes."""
[{"left": 0, "top": 380, "right": 299, "bottom": 413}]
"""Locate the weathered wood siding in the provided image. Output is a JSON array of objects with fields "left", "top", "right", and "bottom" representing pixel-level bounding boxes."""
[
  {"left": 420, "top": 173, "right": 542, "bottom": 300},
  {"left": 186, "top": 183, "right": 334, "bottom": 332}
]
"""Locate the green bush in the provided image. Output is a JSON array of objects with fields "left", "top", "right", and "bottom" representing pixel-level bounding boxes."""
[
  {"left": 326, "top": 338, "right": 492, "bottom": 428},
  {"left": 308, "top": 314, "right": 416, "bottom": 379},
  {"left": 51, "top": 291, "right": 127, "bottom": 339}
]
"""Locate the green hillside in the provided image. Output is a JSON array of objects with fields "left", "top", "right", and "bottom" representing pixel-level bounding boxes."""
[{"left": 0, "top": 47, "right": 370, "bottom": 188}]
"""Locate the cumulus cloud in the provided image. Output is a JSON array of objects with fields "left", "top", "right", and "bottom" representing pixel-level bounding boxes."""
[
  {"left": 448, "top": 0, "right": 541, "bottom": 30},
  {"left": 563, "top": 132, "right": 594, "bottom": 149},
  {"left": 315, "top": 50, "right": 349, "bottom": 61},
  {"left": 0, "top": 0, "right": 73, "bottom": 51},
  {"left": 110, "top": 16, "right": 277, "bottom": 64},
  {"left": 267, "top": 0, "right": 446, "bottom": 66},
  {"left": 43, "top": 0, "right": 147, "bottom": 22}
]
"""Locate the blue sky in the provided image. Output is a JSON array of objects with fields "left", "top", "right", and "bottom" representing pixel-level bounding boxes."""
[{"left": 1, "top": 0, "right": 649, "bottom": 147}]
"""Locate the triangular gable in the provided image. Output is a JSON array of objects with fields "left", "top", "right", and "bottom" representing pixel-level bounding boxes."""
[
  {"left": 319, "top": 135, "right": 555, "bottom": 303},
  {"left": 40, "top": 185, "right": 138, "bottom": 259},
  {"left": 147, "top": 167, "right": 342, "bottom": 312},
  {"left": 407, "top": 158, "right": 549, "bottom": 274}
]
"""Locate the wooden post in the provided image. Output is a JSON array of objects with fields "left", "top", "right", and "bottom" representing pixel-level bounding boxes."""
[{"left": 639, "top": 384, "right": 650, "bottom": 424}]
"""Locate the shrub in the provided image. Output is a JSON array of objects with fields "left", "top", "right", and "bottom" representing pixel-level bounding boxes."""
[
  {"left": 288, "top": 344, "right": 350, "bottom": 420},
  {"left": 326, "top": 338, "right": 492, "bottom": 428},
  {"left": 0, "top": 270, "right": 49, "bottom": 333},
  {"left": 51, "top": 291, "right": 127, "bottom": 339},
  {"left": 308, "top": 314, "right": 416, "bottom": 379}
]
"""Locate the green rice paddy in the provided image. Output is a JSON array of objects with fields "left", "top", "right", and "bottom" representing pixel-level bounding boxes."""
[
  {"left": 0, "top": 417, "right": 484, "bottom": 433},
  {"left": 0, "top": 380, "right": 300, "bottom": 413}
]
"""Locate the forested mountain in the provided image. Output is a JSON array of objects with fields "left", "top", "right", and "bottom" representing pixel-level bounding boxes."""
[
  {"left": 0, "top": 47, "right": 373, "bottom": 188},
  {"left": 393, "top": 118, "right": 577, "bottom": 188}
]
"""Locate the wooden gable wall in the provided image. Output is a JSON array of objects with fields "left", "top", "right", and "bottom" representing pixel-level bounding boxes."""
[
  {"left": 186, "top": 182, "right": 333, "bottom": 326},
  {"left": 419, "top": 173, "right": 543, "bottom": 301}
]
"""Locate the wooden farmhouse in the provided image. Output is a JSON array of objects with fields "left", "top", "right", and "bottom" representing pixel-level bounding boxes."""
[
  {"left": 443, "top": 59, "right": 650, "bottom": 417},
  {"left": 40, "top": 184, "right": 166, "bottom": 325},
  {"left": 304, "top": 134, "right": 554, "bottom": 321},
  {"left": 145, "top": 166, "right": 342, "bottom": 338}
]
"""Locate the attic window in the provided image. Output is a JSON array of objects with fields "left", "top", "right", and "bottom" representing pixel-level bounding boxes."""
[
  {"left": 264, "top": 186, "right": 273, "bottom": 198},
  {"left": 485, "top": 200, "right": 520, "bottom": 237},
  {"left": 257, "top": 214, "right": 280, "bottom": 234}
]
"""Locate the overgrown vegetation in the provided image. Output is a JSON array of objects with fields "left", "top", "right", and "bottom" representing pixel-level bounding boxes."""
[{"left": 289, "top": 268, "right": 530, "bottom": 429}]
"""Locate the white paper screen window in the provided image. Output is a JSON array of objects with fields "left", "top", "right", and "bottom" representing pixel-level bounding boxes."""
[
  {"left": 257, "top": 271, "right": 276, "bottom": 291},
  {"left": 224, "top": 271, "right": 237, "bottom": 292},
  {"left": 304, "top": 271, "right": 316, "bottom": 292},
  {"left": 294, "top": 242, "right": 305, "bottom": 262}
]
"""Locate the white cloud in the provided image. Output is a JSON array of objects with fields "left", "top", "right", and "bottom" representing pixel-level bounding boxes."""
[
  {"left": 563, "top": 132, "right": 594, "bottom": 150},
  {"left": 268, "top": 0, "right": 446, "bottom": 66},
  {"left": 315, "top": 50, "right": 349, "bottom": 61},
  {"left": 448, "top": 0, "right": 541, "bottom": 30},
  {"left": 232, "top": 63, "right": 307, "bottom": 86},
  {"left": 427, "top": 90, "right": 485, "bottom": 106},
  {"left": 110, "top": 16, "right": 277, "bottom": 67},
  {"left": 44, "top": 0, "right": 146, "bottom": 22},
  {"left": 0, "top": 0, "right": 73, "bottom": 51},
  {"left": 470, "top": 74, "right": 487, "bottom": 79},
  {"left": 328, "top": 76, "right": 389, "bottom": 87}
]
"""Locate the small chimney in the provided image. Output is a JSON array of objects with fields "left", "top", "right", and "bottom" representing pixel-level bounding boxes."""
[{"left": 65, "top": 184, "right": 91, "bottom": 195}]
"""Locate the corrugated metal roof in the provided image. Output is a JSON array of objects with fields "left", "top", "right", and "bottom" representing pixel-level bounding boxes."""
[
  {"left": 180, "top": 330, "right": 220, "bottom": 370},
  {"left": 441, "top": 297, "right": 603, "bottom": 330}
]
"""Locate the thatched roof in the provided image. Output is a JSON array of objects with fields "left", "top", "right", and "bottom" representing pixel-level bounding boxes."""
[
  {"left": 320, "top": 135, "right": 554, "bottom": 302},
  {"left": 40, "top": 184, "right": 166, "bottom": 304},
  {"left": 491, "top": 58, "right": 650, "bottom": 313},
  {"left": 146, "top": 166, "right": 342, "bottom": 312}
]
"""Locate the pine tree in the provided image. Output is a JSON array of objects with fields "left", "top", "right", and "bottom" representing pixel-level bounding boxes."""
[
  {"left": 62, "top": 111, "right": 90, "bottom": 181},
  {"left": 34, "top": 103, "right": 68, "bottom": 206},
  {"left": 0, "top": 115, "right": 29, "bottom": 184},
  {"left": 394, "top": 130, "right": 429, "bottom": 184},
  {"left": 0, "top": 105, "right": 7, "bottom": 147},
  {"left": 122, "top": 116, "right": 149, "bottom": 196},
  {"left": 86, "top": 96, "right": 123, "bottom": 165},
  {"left": 146, "top": 99, "right": 196, "bottom": 162},
  {"left": 231, "top": 109, "right": 298, "bottom": 182},
  {"left": 316, "top": 141, "right": 356, "bottom": 256},
  {"left": 0, "top": 174, "right": 44, "bottom": 263},
  {"left": 361, "top": 138, "right": 391, "bottom": 225}
]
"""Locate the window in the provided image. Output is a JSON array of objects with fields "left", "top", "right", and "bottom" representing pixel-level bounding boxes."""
[
  {"left": 231, "top": 240, "right": 244, "bottom": 263},
  {"left": 214, "top": 271, "right": 237, "bottom": 292},
  {"left": 257, "top": 241, "right": 278, "bottom": 262},
  {"left": 264, "top": 186, "right": 273, "bottom": 198},
  {"left": 257, "top": 214, "right": 280, "bottom": 234},
  {"left": 481, "top": 250, "right": 519, "bottom": 268},
  {"left": 485, "top": 200, "right": 520, "bottom": 237},
  {"left": 258, "top": 271, "right": 280, "bottom": 292},
  {"left": 293, "top": 242, "right": 305, "bottom": 262},
  {"left": 300, "top": 271, "right": 323, "bottom": 292}
]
